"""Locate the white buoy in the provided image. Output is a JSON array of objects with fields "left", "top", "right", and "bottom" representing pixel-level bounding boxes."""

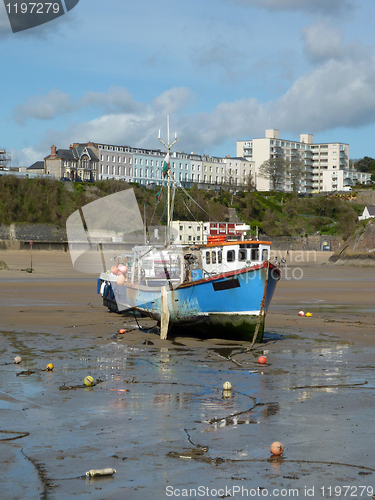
[{"left": 223, "top": 381, "right": 232, "bottom": 390}]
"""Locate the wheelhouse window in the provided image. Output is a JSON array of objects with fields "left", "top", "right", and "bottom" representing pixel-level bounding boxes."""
[
  {"left": 251, "top": 248, "right": 259, "bottom": 260},
  {"left": 262, "top": 249, "right": 269, "bottom": 260},
  {"left": 227, "top": 250, "right": 235, "bottom": 262},
  {"left": 206, "top": 251, "right": 210, "bottom": 264},
  {"left": 218, "top": 250, "right": 222, "bottom": 263},
  {"left": 239, "top": 249, "right": 247, "bottom": 261},
  {"left": 212, "top": 251, "right": 216, "bottom": 264}
]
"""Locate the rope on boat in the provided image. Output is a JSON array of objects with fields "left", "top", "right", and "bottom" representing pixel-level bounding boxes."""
[{"left": 247, "top": 259, "right": 269, "bottom": 351}]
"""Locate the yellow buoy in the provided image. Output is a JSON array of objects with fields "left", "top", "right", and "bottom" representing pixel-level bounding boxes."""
[
  {"left": 84, "top": 376, "right": 95, "bottom": 386},
  {"left": 46, "top": 363, "right": 54, "bottom": 371},
  {"left": 305, "top": 312, "right": 313, "bottom": 317}
]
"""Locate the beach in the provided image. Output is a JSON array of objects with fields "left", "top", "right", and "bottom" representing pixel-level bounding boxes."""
[{"left": 0, "top": 250, "right": 375, "bottom": 499}]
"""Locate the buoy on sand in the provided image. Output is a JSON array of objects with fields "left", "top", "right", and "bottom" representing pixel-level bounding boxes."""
[
  {"left": 270, "top": 441, "right": 284, "bottom": 456},
  {"left": 305, "top": 312, "right": 313, "bottom": 317},
  {"left": 258, "top": 355, "right": 267, "bottom": 364},
  {"left": 84, "top": 376, "right": 95, "bottom": 387},
  {"left": 118, "top": 328, "right": 126, "bottom": 334},
  {"left": 46, "top": 363, "right": 54, "bottom": 371},
  {"left": 223, "top": 381, "right": 232, "bottom": 390},
  {"left": 298, "top": 311, "right": 305, "bottom": 316},
  {"left": 14, "top": 356, "right": 22, "bottom": 364}
]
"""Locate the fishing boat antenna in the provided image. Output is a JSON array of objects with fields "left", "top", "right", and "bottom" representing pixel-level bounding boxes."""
[{"left": 158, "top": 115, "right": 177, "bottom": 245}]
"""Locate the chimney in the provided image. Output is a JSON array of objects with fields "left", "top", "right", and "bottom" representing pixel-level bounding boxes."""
[
  {"left": 69, "top": 145, "right": 73, "bottom": 150},
  {"left": 73, "top": 143, "right": 79, "bottom": 147},
  {"left": 87, "top": 141, "right": 93, "bottom": 147},
  {"left": 50, "top": 145, "right": 57, "bottom": 158}
]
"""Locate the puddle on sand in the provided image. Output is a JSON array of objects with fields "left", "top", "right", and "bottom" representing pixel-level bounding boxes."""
[{"left": 1, "top": 331, "right": 375, "bottom": 499}]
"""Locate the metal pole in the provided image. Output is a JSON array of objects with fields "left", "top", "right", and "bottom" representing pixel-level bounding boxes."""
[{"left": 158, "top": 116, "right": 177, "bottom": 246}]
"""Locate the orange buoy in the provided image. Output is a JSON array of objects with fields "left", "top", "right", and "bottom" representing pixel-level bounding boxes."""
[
  {"left": 298, "top": 311, "right": 305, "bottom": 316},
  {"left": 258, "top": 355, "right": 267, "bottom": 364},
  {"left": 118, "top": 329, "right": 126, "bottom": 334},
  {"left": 110, "top": 265, "right": 118, "bottom": 275},
  {"left": 270, "top": 441, "right": 284, "bottom": 456},
  {"left": 116, "top": 274, "right": 125, "bottom": 285}
]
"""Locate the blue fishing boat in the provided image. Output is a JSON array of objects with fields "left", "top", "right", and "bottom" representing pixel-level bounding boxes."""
[{"left": 98, "top": 236, "right": 280, "bottom": 342}]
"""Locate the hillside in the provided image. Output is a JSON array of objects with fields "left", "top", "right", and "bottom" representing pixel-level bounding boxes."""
[{"left": 0, "top": 176, "right": 368, "bottom": 240}]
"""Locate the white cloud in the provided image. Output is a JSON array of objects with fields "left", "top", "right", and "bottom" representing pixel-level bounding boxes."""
[
  {"left": 82, "top": 87, "right": 143, "bottom": 114},
  {"left": 14, "top": 89, "right": 75, "bottom": 124},
  {"left": 302, "top": 21, "right": 369, "bottom": 63},
  {"left": 14, "top": 86, "right": 145, "bottom": 124},
  {"left": 273, "top": 58, "right": 375, "bottom": 132},
  {"left": 233, "top": 0, "right": 354, "bottom": 15}
]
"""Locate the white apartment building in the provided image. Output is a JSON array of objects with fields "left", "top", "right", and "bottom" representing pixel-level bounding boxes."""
[
  {"left": 237, "top": 129, "right": 369, "bottom": 193},
  {"left": 171, "top": 221, "right": 251, "bottom": 245}
]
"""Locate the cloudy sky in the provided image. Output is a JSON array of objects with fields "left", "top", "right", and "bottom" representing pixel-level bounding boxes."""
[{"left": 1, "top": 0, "right": 375, "bottom": 166}]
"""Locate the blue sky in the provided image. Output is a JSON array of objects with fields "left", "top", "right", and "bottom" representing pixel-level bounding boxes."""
[{"left": 1, "top": 0, "right": 375, "bottom": 166}]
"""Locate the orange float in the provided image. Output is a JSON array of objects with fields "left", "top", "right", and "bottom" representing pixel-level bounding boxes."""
[{"left": 270, "top": 441, "right": 284, "bottom": 456}]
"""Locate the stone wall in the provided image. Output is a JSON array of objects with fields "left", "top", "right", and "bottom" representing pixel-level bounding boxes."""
[
  {"left": 261, "top": 234, "right": 342, "bottom": 252},
  {"left": 355, "top": 190, "right": 375, "bottom": 206},
  {"left": 0, "top": 223, "right": 67, "bottom": 250}
]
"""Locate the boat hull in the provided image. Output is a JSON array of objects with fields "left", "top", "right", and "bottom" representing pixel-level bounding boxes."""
[{"left": 99, "top": 262, "right": 280, "bottom": 342}]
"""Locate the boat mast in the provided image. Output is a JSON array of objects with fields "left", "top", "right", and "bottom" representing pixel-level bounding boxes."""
[{"left": 158, "top": 115, "right": 177, "bottom": 245}]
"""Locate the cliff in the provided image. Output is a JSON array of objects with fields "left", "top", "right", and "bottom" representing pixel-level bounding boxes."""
[{"left": 328, "top": 218, "right": 375, "bottom": 265}]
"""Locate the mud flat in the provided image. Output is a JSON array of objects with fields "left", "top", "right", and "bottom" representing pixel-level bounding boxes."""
[{"left": 0, "top": 251, "right": 375, "bottom": 500}]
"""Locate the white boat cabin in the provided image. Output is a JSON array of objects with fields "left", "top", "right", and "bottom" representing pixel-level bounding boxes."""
[{"left": 200, "top": 239, "right": 271, "bottom": 276}]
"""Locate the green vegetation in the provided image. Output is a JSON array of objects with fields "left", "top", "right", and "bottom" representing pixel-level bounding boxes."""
[
  {"left": 0, "top": 177, "right": 368, "bottom": 239},
  {"left": 354, "top": 156, "right": 375, "bottom": 182}
]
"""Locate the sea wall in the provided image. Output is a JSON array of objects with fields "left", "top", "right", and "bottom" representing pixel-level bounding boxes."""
[
  {"left": 263, "top": 234, "right": 342, "bottom": 252},
  {"left": 0, "top": 224, "right": 68, "bottom": 251}
]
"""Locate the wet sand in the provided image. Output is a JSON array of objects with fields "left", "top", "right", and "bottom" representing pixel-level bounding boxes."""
[{"left": 0, "top": 250, "right": 375, "bottom": 499}]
